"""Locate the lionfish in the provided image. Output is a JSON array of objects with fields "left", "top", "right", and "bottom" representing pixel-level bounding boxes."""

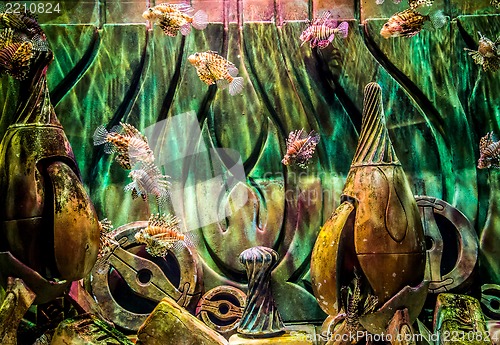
[
  {"left": 464, "top": 32, "right": 500, "bottom": 73},
  {"left": 478, "top": 132, "right": 500, "bottom": 169},
  {"left": 125, "top": 161, "right": 171, "bottom": 207},
  {"left": 282, "top": 129, "right": 320, "bottom": 168},
  {"left": 0, "top": 10, "right": 49, "bottom": 80},
  {"left": 94, "top": 218, "right": 119, "bottom": 272},
  {"left": 299, "top": 11, "right": 349, "bottom": 49},
  {"left": 134, "top": 213, "right": 185, "bottom": 257},
  {"left": 492, "top": 0, "right": 500, "bottom": 9},
  {"left": 380, "top": 8, "right": 446, "bottom": 38},
  {"left": 339, "top": 269, "right": 378, "bottom": 335},
  {"left": 142, "top": 3, "right": 208, "bottom": 37},
  {"left": 188, "top": 51, "right": 244, "bottom": 96},
  {"left": 93, "top": 122, "right": 155, "bottom": 169}
]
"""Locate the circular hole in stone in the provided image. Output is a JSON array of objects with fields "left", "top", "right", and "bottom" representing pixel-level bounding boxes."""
[
  {"left": 491, "top": 299, "right": 500, "bottom": 310},
  {"left": 137, "top": 269, "right": 153, "bottom": 285},
  {"left": 219, "top": 302, "right": 230, "bottom": 315},
  {"left": 425, "top": 236, "right": 434, "bottom": 250}
]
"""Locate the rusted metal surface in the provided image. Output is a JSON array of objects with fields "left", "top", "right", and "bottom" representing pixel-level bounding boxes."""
[
  {"left": 416, "top": 196, "right": 478, "bottom": 294},
  {"left": 90, "top": 221, "right": 203, "bottom": 332},
  {"left": 197, "top": 285, "right": 246, "bottom": 337},
  {"left": 0, "top": 277, "right": 36, "bottom": 345}
]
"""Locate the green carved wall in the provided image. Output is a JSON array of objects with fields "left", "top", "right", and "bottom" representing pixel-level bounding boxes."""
[{"left": 1, "top": 0, "right": 499, "bottom": 325}]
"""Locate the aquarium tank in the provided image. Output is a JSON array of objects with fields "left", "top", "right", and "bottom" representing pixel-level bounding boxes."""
[{"left": 0, "top": 0, "right": 499, "bottom": 344}]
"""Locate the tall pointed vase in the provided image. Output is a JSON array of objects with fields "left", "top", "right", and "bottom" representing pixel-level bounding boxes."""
[{"left": 311, "top": 82, "right": 426, "bottom": 316}]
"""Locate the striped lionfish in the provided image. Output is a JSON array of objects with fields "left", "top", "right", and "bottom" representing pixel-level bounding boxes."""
[
  {"left": 299, "top": 11, "right": 349, "bottom": 49},
  {"left": 94, "top": 218, "right": 119, "bottom": 272},
  {"left": 340, "top": 269, "right": 379, "bottom": 335},
  {"left": 0, "top": 9, "right": 49, "bottom": 80},
  {"left": 282, "top": 129, "right": 320, "bottom": 168},
  {"left": 125, "top": 161, "right": 171, "bottom": 207},
  {"left": 492, "top": 0, "right": 500, "bottom": 9},
  {"left": 142, "top": 3, "right": 208, "bottom": 37},
  {"left": 134, "top": 213, "right": 185, "bottom": 257},
  {"left": 478, "top": 132, "right": 500, "bottom": 169},
  {"left": 93, "top": 122, "right": 155, "bottom": 170},
  {"left": 380, "top": 8, "right": 446, "bottom": 38},
  {"left": 188, "top": 51, "right": 244, "bottom": 96},
  {"left": 464, "top": 32, "right": 500, "bottom": 73}
]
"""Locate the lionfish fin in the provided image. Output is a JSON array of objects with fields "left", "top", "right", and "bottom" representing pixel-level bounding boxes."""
[
  {"left": 429, "top": 10, "right": 447, "bottom": 29},
  {"left": 191, "top": 10, "right": 208, "bottom": 30},
  {"left": 93, "top": 125, "right": 109, "bottom": 146},
  {"left": 216, "top": 78, "right": 230, "bottom": 90},
  {"left": 227, "top": 64, "right": 239, "bottom": 77},
  {"left": 180, "top": 23, "right": 191, "bottom": 36},
  {"left": 336, "top": 21, "right": 349, "bottom": 39},
  {"left": 229, "top": 77, "right": 244, "bottom": 95}
]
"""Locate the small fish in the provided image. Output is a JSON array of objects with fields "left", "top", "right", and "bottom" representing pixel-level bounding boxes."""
[
  {"left": 134, "top": 213, "right": 185, "bottom": 257},
  {"left": 299, "top": 11, "right": 349, "bottom": 49},
  {"left": 492, "top": 0, "right": 500, "bottom": 9},
  {"left": 124, "top": 161, "right": 171, "bottom": 207},
  {"left": 93, "top": 122, "right": 155, "bottom": 169},
  {"left": 380, "top": 8, "right": 446, "bottom": 38},
  {"left": 142, "top": 3, "right": 208, "bottom": 37},
  {"left": 282, "top": 129, "right": 320, "bottom": 168},
  {"left": 0, "top": 11, "right": 48, "bottom": 80},
  {"left": 188, "top": 51, "right": 244, "bottom": 96},
  {"left": 95, "top": 218, "right": 119, "bottom": 272},
  {"left": 464, "top": 32, "right": 500, "bottom": 72},
  {"left": 478, "top": 132, "right": 500, "bottom": 169}
]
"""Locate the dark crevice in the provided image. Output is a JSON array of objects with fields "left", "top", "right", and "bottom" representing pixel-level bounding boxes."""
[
  {"left": 51, "top": 26, "right": 100, "bottom": 106},
  {"left": 89, "top": 28, "right": 150, "bottom": 186},
  {"left": 362, "top": 21, "right": 450, "bottom": 199},
  {"left": 362, "top": 22, "right": 450, "bottom": 149},
  {"left": 156, "top": 37, "right": 186, "bottom": 124},
  {"left": 242, "top": 119, "right": 268, "bottom": 174},
  {"left": 314, "top": 43, "right": 362, "bottom": 133},
  {"left": 242, "top": 26, "right": 287, "bottom": 140}
]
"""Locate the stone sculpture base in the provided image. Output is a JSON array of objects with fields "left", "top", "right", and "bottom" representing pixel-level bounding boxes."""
[
  {"left": 136, "top": 296, "right": 228, "bottom": 345},
  {"left": 229, "top": 331, "right": 313, "bottom": 345}
]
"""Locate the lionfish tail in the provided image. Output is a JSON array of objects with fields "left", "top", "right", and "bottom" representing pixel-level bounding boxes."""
[
  {"left": 337, "top": 21, "right": 349, "bottom": 39},
  {"left": 229, "top": 76, "right": 244, "bottom": 96},
  {"left": 93, "top": 125, "right": 109, "bottom": 146},
  {"left": 191, "top": 10, "right": 208, "bottom": 30}
]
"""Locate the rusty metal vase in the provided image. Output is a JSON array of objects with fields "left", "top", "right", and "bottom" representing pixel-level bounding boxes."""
[
  {"left": 0, "top": 48, "right": 100, "bottom": 303},
  {"left": 311, "top": 82, "right": 426, "bottom": 317}
]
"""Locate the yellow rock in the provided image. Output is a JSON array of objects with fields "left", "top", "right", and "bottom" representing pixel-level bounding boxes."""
[
  {"left": 137, "top": 296, "right": 228, "bottom": 345},
  {"left": 229, "top": 331, "right": 313, "bottom": 345}
]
